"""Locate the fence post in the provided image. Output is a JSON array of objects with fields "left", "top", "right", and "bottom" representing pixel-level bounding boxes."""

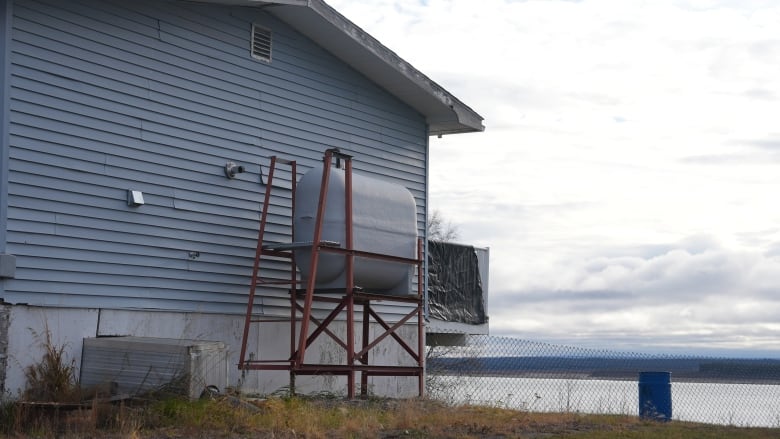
[{"left": 638, "top": 371, "right": 672, "bottom": 421}]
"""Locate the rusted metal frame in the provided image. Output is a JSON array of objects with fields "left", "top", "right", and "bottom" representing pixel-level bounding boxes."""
[
  {"left": 356, "top": 307, "right": 419, "bottom": 361},
  {"left": 416, "top": 238, "right": 424, "bottom": 302},
  {"left": 353, "top": 292, "right": 421, "bottom": 304},
  {"left": 257, "top": 249, "right": 293, "bottom": 258},
  {"left": 416, "top": 305, "right": 424, "bottom": 397},
  {"left": 327, "top": 148, "right": 353, "bottom": 162},
  {"left": 239, "top": 155, "right": 279, "bottom": 370},
  {"left": 360, "top": 301, "right": 370, "bottom": 396},
  {"left": 268, "top": 148, "right": 425, "bottom": 398},
  {"left": 319, "top": 246, "right": 419, "bottom": 265},
  {"left": 241, "top": 363, "right": 293, "bottom": 371},
  {"left": 244, "top": 359, "right": 294, "bottom": 364},
  {"left": 290, "top": 300, "right": 349, "bottom": 353},
  {"left": 257, "top": 279, "right": 302, "bottom": 286},
  {"left": 275, "top": 157, "right": 295, "bottom": 166},
  {"left": 289, "top": 160, "right": 298, "bottom": 393},
  {"left": 416, "top": 238, "right": 425, "bottom": 396},
  {"left": 362, "top": 369, "right": 423, "bottom": 377},
  {"left": 344, "top": 155, "right": 357, "bottom": 398},
  {"left": 296, "top": 150, "right": 334, "bottom": 367},
  {"left": 294, "top": 365, "right": 422, "bottom": 374},
  {"left": 264, "top": 241, "right": 340, "bottom": 251},
  {"left": 291, "top": 293, "right": 343, "bottom": 304},
  {"left": 362, "top": 307, "right": 420, "bottom": 360}
]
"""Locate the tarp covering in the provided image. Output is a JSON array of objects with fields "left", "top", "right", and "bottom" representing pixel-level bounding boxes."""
[{"left": 427, "top": 241, "right": 487, "bottom": 324}]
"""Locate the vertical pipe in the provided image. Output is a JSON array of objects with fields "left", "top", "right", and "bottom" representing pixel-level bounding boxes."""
[
  {"left": 239, "top": 156, "right": 277, "bottom": 370},
  {"left": 344, "top": 155, "right": 356, "bottom": 398},
  {"left": 422, "top": 128, "right": 430, "bottom": 320},
  {"left": 421, "top": 129, "right": 430, "bottom": 396},
  {"left": 416, "top": 237, "right": 424, "bottom": 397},
  {"left": 289, "top": 160, "right": 298, "bottom": 393},
  {"left": 360, "top": 302, "right": 369, "bottom": 397}
]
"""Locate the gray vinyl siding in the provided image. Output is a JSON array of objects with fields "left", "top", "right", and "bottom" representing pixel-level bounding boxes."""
[{"left": 2, "top": 0, "right": 427, "bottom": 317}]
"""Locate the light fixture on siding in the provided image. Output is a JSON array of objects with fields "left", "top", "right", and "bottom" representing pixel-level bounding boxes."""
[{"left": 127, "top": 190, "right": 145, "bottom": 207}]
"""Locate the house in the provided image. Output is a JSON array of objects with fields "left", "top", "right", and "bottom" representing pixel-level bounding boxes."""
[{"left": 0, "top": 0, "right": 483, "bottom": 397}]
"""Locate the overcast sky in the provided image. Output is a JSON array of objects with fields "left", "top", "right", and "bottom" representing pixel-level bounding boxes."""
[{"left": 328, "top": 0, "right": 780, "bottom": 356}]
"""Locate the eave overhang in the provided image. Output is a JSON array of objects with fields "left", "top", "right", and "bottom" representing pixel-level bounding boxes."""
[{"left": 186, "top": 0, "right": 485, "bottom": 136}]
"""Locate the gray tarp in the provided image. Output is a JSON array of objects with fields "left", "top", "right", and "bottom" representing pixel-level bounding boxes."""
[{"left": 427, "top": 241, "right": 487, "bottom": 324}]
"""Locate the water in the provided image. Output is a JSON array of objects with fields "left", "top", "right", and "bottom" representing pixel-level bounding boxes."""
[{"left": 429, "top": 375, "right": 780, "bottom": 427}]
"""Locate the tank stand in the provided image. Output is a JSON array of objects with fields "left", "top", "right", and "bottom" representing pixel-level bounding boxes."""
[{"left": 238, "top": 149, "right": 424, "bottom": 398}]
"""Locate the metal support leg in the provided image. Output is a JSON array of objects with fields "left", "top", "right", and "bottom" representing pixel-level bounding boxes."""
[
  {"left": 344, "top": 155, "right": 356, "bottom": 398},
  {"left": 296, "top": 151, "right": 334, "bottom": 367}
]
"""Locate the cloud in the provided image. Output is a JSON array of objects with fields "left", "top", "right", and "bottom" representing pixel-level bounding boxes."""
[
  {"left": 743, "top": 88, "right": 777, "bottom": 100},
  {"left": 764, "top": 243, "right": 780, "bottom": 258},
  {"left": 743, "top": 139, "right": 780, "bottom": 150},
  {"left": 488, "top": 235, "right": 780, "bottom": 352},
  {"left": 680, "top": 137, "right": 780, "bottom": 164},
  {"left": 680, "top": 154, "right": 765, "bottom": 165}
]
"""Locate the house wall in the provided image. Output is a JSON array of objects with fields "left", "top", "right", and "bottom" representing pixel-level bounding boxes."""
[
  {"left": 3, "top": 0, "right": 428, "bottom": 312},
  {"left": 0, "top": 0, "right": 428, "bottom": 396}
]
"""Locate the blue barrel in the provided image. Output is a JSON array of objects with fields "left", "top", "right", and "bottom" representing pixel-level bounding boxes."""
[{"left": 638, "top": 371, "right": 672, "bottom": 421}]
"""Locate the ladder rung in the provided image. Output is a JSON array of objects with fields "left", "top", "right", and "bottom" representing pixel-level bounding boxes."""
[
  {"left": 244, "top": 359, "right": 294, "bottom": 364},
  {"left": 262, "top": 241, "right": 340, "bottom": 251},
  {"left": 257, "top": 279, "right": 300, "bottom": 285}
]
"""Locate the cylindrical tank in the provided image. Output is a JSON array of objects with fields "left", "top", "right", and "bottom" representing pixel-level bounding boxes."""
[
  {"left": 638, "top": 371, "right": 672, "bottom": 421},
  {"left": 293, "top": 165, "right": 418, "bottom": 294}
]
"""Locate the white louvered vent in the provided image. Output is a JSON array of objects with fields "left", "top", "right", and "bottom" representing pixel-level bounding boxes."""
[{"left": 251, "top": 24, "right": 272, "bottom": 62}]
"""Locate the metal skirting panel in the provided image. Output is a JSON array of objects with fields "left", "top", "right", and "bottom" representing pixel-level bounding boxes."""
[{"left": 80, "top": 336, "right": 228, "bottom": 399}]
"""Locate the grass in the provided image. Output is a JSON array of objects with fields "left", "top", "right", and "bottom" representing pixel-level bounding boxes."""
[
  {"left": 2, "top": 395, "right": 779, "bottom": 438},
  {"left": 21, "top": 326, "right": 80, "bottom": 404},
  {"left": 6, "top": 332, "right": 777, "bottom": 437}
]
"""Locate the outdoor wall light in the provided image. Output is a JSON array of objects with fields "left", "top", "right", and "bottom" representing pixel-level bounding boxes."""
[
  {"left": 127, "top": 190, "right": 145, "bottom": 207},
  {"left": 224, "top": 161, "right": 246, "bottom": 179}
]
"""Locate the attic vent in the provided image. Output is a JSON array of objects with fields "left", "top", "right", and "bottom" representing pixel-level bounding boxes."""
[{"left": 251, "top": 24, "right": 272, "bottom": 62}]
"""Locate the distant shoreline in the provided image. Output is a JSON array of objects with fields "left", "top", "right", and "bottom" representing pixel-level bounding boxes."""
[
  {"left": 428, "top": 356, "right": 780, "bottom": 384},
  {"left": 433, "top": 371, "right": 780, "bottom": 384}
]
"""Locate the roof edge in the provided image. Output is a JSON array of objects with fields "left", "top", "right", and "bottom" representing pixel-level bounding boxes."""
[
  {"left": 304, "top": 0, "right": 484, "bottom": 135},
  {"left": 184, "top": 0, "right": 485, "bottom": 135}
]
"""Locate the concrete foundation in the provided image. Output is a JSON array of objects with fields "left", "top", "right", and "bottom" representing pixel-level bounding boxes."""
[
  {"left": 0, "top": 303, "right": 9, "bottom": 395},
  {"left": 1, "top": 305, "right": 420, "bottom": 398}
]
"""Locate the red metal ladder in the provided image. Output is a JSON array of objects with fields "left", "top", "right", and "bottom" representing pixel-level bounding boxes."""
[
  {"left": 238, "top": 149, "right": 424, "bottom": 398},
  {"left": 238, "top": 155, "right": 298, "bottom": 376}
]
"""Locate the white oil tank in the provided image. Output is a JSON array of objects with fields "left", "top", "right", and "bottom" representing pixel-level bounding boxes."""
[{"left": 293, "top": 165, "right": 418, "bottom": 295}]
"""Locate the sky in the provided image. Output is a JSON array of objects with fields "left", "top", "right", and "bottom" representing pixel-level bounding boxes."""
[{"left": 327, "top": 0, "right": 780, "bottom": 356}]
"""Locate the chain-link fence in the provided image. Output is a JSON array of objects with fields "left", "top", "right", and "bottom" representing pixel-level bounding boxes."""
[{"left": 426, "top": 334, "right": 780, "bottom": 427}]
